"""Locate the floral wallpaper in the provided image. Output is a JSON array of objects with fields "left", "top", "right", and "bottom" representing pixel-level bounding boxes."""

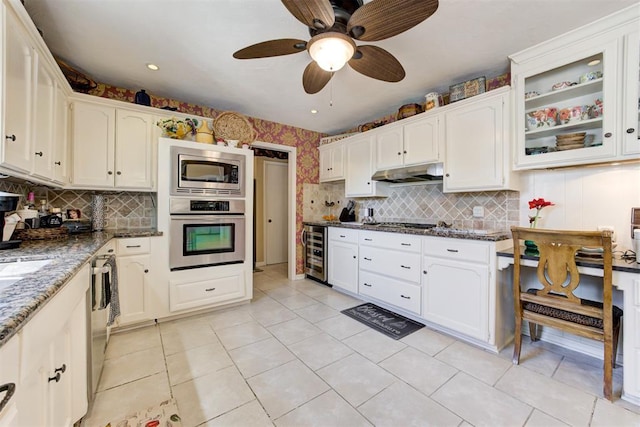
[{"left": 87, "top": 83, "right": 323, "bottom": 274}]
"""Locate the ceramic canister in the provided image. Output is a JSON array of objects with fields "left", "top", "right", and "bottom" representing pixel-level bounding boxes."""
[{"left": 424, "top": 92, "right": 440, "bottom": 110}]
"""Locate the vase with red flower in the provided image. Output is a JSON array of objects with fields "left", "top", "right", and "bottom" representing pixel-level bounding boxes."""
[{"left": 524, "top": 197, "right": 554, "bottom": 255}]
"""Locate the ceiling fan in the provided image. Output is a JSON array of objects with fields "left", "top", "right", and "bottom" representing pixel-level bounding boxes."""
[{"left": 233, "top": 0, "right": 439, "bottom": 94}]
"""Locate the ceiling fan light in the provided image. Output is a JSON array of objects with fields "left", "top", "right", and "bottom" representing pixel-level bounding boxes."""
[{"left": 308, "top": 32, "right": 355, "bottom": 72}]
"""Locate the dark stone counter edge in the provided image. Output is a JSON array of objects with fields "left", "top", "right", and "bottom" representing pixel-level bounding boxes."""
[
  {"left": 498, "top": 247, "right": 640, "bottom": 274},
  {"left": 304, "top": 221, "right": 510, "bottom": 242}
]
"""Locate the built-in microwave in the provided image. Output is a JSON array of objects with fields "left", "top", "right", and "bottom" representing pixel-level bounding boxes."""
[{"left": 171, "top": 146, "right": 245, "bottom": 197}]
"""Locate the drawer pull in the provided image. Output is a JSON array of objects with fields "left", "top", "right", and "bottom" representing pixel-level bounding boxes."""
[
  {"left": 400, "top": 295, "right": 411, "bottom": 299},
  {"left": 5, "top": 135, "right": 16, "bottom": 142},
  {"left": 363, "top": 283, "right": 372, "bottom": 287},
  {"left": 340, "top": 235, "right": 346, "bottom": 238},
  {"left": 126, "top": 245, "right": 142, "bottom": 248},
  {"left": 364, "top": 238, "right": 373, "bottom": 241},
  {"left": 400, "top": 265, "right": 411, "bottom": 269},
  {"left": 54, "top": 364, "right": 66, "bottom": 374},
  {"left": 48, "top": 373, "right": 61, "bottom": 383},
  {"left": 363, "top": 257, "right": 372, "bottom": 261},
  {"left": 205, "top": 287, "right": 216, "bottom": 292},
  {"left": 400, "top": 243, "right": 411, "bottom": 246},
  {"left": 446, "top": 249, "right": 459, "bottom": 253}
]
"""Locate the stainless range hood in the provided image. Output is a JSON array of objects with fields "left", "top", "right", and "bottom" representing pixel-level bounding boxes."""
[{"left": 371, "top": 163, "right": 444, "bottom": 184}]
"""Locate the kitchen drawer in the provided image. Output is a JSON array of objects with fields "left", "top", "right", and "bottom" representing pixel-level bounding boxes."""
[
  {"left": 169, "top": 273, "right": 245, "bottom": 312},
  {"left": 423, "top": 237, "right": 490, "bottom": 263},
  {"left": 117, "top": 237, "right": 150, "bottom": 255},
  {"left": 329, "top": 227, "right": 359, "bottom": 243},
  {"left": 359, "top": 270, "right": 421, "bottom": 315},
  {"left": 360, "top": 245, "right": 421, "bottom": 284},
  {"left": 360, "top": 230, "right": 421, "bottom": 252}
]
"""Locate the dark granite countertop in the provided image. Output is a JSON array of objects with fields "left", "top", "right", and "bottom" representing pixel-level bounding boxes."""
[
  {"left": 498, "top": 247, "right": 640, "bottom": 274},
  {"left": 0, "top": 228, "right": 162, "bottom": 347},
  {"left": 303, "top": 221, "right": 511, "bottom": 242}
]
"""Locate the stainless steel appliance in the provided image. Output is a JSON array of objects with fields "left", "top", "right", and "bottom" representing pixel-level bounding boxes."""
[
  {"left": 371, "top": 163, "right": 444, "bottom": 183},
  {"left": 302, "top": 225, "right": 327, "bottom": 283},
  {"left": 171, "top": 146, "right": 245, "bottom": 197},
  {"left": 87, "top": 252, "right": 113, "bottom": 403},
  {"left": 170, "top": 198, "right": 246, "bottom": 270}
]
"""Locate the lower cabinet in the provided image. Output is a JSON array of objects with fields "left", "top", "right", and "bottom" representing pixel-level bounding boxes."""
[
  {"left": 327, "top": 227, "right": 359, "bottom": 293},
  {"left": 18, "top": 263, "right": 89, "bottom": 426},
  {"left": 359, "top": 270, "right": 421, "bottom": 315},
  {"left": 115, "top": 237, "right": 151, "bottom": 326},
  {"left": 169, "top": 270, "right": 246, "bottom": 312},
  {"left": 0, "top": 336, "right": 20, "bottom": 427}
]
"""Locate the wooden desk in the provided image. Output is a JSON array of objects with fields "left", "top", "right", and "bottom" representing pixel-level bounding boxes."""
[{"left": 497, "top": 248, "right": 640, "bottom": 404}]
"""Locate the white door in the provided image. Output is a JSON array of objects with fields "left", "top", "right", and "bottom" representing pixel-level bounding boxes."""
[{"left": 264, "top": 161, "right": 288, "bottom": 265}]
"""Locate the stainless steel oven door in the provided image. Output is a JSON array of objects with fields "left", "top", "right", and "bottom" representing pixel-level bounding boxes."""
[{"left": 170, "top": 214, "right": 245, "bottom": 270}]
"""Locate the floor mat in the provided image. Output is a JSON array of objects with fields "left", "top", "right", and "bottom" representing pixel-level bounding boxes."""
[
  {"left": 341, "top": 302, "right": 425, "bottom": 340},
  {"left": 103, "top": 398, "right": 182, "bottom": 427}
]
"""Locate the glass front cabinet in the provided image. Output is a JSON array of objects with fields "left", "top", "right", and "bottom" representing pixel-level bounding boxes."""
[{"left": 510, "top": 7, "right": 639, "bottom": 169}]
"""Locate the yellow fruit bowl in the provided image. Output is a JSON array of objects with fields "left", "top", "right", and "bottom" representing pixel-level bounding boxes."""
[{"left": 322, "top": 214, "right": 337, "bottom": 222}]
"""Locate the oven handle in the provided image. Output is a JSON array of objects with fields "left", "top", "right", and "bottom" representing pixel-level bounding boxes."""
[
  {"left": 301, "top": 229, "right": 307, "bottom": 246},
  {"left": 170, "top": 214, "right": 245, "bottom": 221}
]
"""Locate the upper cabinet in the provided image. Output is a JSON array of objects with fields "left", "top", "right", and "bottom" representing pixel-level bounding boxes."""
[
  {"left": 443, "top": 87, "right": 518, "bottom": 193},
  {"left": 375, "top": 114, "right": 441, "bottom": 170},
  {"left": 319, "top": 141, "right": 345, "bottom": 182},
  {"left": 345, "top": 134, "right": 389, "bottom": 198},
  {"left": 70, "top": 99, "right": 155, "bottom": 191},
  {"left": 510, "top": 7, "right": 639, "bottom": 169}
]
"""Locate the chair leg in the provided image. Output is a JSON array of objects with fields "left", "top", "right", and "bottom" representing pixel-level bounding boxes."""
[
  {"left": 604, "top": 334, "right": 614, "bottom": 401},
  {"left": 529, "top": 322, "right": 539, "bottom": 342},
  {"left": 612, "top": 322, "right": 621, "bottom": 368},
  {"left": 513, "top": 315, "right": 523, "bottom": 365}
]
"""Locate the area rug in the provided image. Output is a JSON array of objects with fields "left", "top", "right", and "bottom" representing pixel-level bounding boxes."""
[
  {"left": 103, "top": 398, "right": 182, "bottom": 427},
  {"left": 341, "top": 303, "right": 425, "bottom": 340}
]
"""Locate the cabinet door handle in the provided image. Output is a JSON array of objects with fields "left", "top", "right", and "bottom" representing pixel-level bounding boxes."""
[
  {"left": 363, "top": 257, "right": 372, "bottom": 261},
  {"left": 403, "top": 150, "right": 407, "bottom": 154},
  {"left": 54, "top": 364, "right": 66, "bottom": 374},
  {"left": 400, "top": 265, "right": 411, "bottom": 269},
  {"left": 0, "top": 383, "right": 16, "bottom": 413},
  {"left": 364, "top": 238, "right": 373, "bottom": 241},
  {"left": 107, "top": 249, "right": 114, "bottom": 253},
  {"left": 48, "top": 373, "right": 61, "bottom": 383},
  {"left": 445, "top": 173, "right": 450, "bottom": 177},
  {"left": 116, "top": 171, "right": 122, "bottom": 175},
  {"left": 340, "top": 235, "right": 346, "bottom": 238},
  {"left": 144, "top": 269, "right": 149, "bottom": 273},
  {"left": 400, "top": 294, "right": 411, "bottom": 299},
  {"left": 604, "top": 132, "right": 612, "bottom": 138},
  {"left": 397, "top": 152, "right": 402, "bottom": 156},
  {"left": 423, "top": 270, "right": 427, "bottom": 274},
  {"left": 54, "top": 161, "right": 61, "bottom": 165},
  {"left": 627, "top": 128, "right": 636, "bottom": 134},
  {"left": 353, "top": 255, "right": 356, "bottom": 259},
  {"left": 446, "top": 249, "right": 459, "bottom": 253},
  {"left": 5, "top": 135, "right": 16, "bottom": 141},
  {"left": 363, "top": 283, "right": 372, "bottom": 287},
  {"left": 35, "top": 151, "right": 43, "bottom": 157},
  {"left": 400, "top": 243, "right": 411, "bottom": 246},
  {"left": 205, "top": 287, "right": 216, "bottom": 292},
  {"left": 108, "top": 171, "right": 113, "bottom": 175},
  {"left": 126, "top": 245, "right": 142, "bottom": 248}
]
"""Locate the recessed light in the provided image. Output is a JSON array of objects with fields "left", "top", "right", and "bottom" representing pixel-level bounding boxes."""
[
  {"left": 146, "top": 63, "right": 159, "bottom": 71},
  {"left": 311, "top": 109, "right": 318, "bottom": 114},
  {"left": 587, "top": 59, "right": 601, "bottom": 66}
]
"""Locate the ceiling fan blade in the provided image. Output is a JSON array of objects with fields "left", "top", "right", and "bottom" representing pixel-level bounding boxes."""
[
  {"left": 348, "top": 45, "right": 405, "bottom": 82},
  {"left": 347, "top": 0, "right": 439, "bottom": 41},
  {"left": 233, "top": 39, "right": 307, "bottom": 59},
  {"left": 303, "top": 61, "right": 333, "bottom": 94},
  {"left": 281, "top": 0, "right": 335, "bottom": 30}
]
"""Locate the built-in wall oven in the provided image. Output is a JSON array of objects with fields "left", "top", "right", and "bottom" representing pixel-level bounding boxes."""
[
  {"left": 170, "top": 198, "right": 245, "bottom": 271},
  {"left": 171, "top": 146, "right": 245, "bottom": 197}
]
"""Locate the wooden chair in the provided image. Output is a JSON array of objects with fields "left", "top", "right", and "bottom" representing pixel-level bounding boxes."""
[{"left": 510, "top": 226, "right": 622, "bottom": 401}]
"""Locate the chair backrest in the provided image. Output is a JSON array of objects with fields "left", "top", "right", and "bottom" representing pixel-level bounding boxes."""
[{"left": 510, "top": 227, "right": 613, "bottom": 309}]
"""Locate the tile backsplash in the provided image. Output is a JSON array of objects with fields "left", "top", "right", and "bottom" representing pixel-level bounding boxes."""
[
  {"left": 0, "top": 179, "right": 156, "bottom": 229},
  {"left": 304, "top": 181, "right": 519, "bottom": 231}
]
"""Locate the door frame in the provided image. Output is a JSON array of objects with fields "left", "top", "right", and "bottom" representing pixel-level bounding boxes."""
[
  {"left": 251, "top": 141, "right": 297, "bottom": 281},
  {"left": 263, "top": 160, "right": 288, "bottom": 265}
]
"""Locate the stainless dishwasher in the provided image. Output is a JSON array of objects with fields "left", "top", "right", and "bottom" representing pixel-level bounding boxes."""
[{"left": 302, "top": 224, "right": 328, "bottom": 284}]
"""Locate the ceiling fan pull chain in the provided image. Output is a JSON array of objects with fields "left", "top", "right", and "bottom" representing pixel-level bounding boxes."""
[{"left": 329, "top": 74, "right": 334, "bottom": 107}]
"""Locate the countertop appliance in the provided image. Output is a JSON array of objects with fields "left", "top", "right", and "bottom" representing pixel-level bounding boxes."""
[
  {"left": 0, "top": 192, "right": 21, "bottom": 249},
  {"left": 87, "top": 251, "right": 113, "bottom": 404},
  {"left": 302, "top": 224, "right": 327, "bottom": 284},
  {"left": 171, "top": 145, "right": 246, "bottom": 197}
]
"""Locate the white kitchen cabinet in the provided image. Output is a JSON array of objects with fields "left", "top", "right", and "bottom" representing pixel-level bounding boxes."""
[
  {"left": 359, "top": 270, "right": 421, "bottom": 315},
  {"left": 510, "top": 8, "right": 639, "bottom": 169},
  {"left": 375, "top": 114, "right": 441, "bottom": 170},
  {"left": 19, "top": 263, "right": 89, "bottom": 427},
  {"left": 319, "top": 141, "right": 345, "bottom": 182},
  {"left": 169, "top": 270, "right": 246, "bottom": 312},
  {"left": 344, "top": 134, "right": 389, "bottom": 197},
  {"left": 52, "top": 82, "right": 69, "bottom": 184},
  {"left": 2, "top": 5, "right": 34, "bottom": 173},
  {"left": 443, "top": 87, "right": 518, "bottom": 192},
  {"left": 115, "top": 237, "right": 151, "bottom": 326},
  {"left": 0, "top": 334, "right": 19, "bottom": 427},
  {"left": 327, "top": 227, "right": 358, "bottom": 293},
  {"left": 32, "top": 53, "right": 56, "bottom": 180},
  {"left": 71, "top": 99, "right": 155, "bottom": 190}
]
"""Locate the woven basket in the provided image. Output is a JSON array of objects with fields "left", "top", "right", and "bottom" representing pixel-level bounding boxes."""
[
  {"left": 14, "top": 227, "right": 69, "bottom": 241},
  {"left": 213, "top": 112, "right": 256, "bottom": 145}
]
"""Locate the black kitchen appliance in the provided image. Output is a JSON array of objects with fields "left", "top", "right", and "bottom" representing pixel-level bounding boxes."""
[
  {"left": 0, "top": 192, "right": 21, "bottom": 249},
  {"left": 302, "top": 224, "right": 328, "bottom": 284}
]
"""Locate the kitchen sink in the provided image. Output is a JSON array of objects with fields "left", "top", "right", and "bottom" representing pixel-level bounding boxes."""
[{"left": 0, "top": 259, "right": 53, "bottom": 292}]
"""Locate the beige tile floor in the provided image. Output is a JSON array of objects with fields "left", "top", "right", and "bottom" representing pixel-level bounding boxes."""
[{"left": 82, "top": 263, "right": 640, "bottom": 427}]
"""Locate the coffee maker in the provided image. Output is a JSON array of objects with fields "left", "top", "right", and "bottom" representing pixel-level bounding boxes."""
[{"left": 0, "top": 192, "right": 21, "bottom": 249}]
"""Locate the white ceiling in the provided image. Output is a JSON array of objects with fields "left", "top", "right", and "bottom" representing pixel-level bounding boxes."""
[{"left": 23, "top": 0, "right": 638, "bottom": 135}]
